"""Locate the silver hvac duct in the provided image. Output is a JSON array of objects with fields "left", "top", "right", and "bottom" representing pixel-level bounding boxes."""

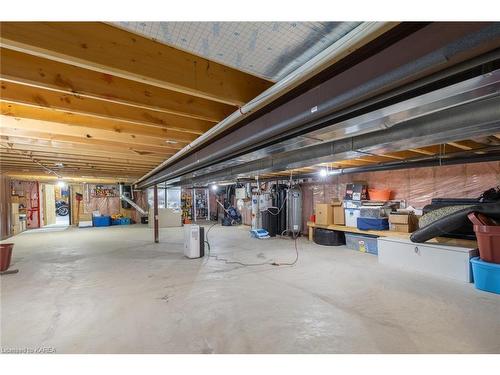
[{"left": 135, "top": 22, "right": 396, "bottom": 185}]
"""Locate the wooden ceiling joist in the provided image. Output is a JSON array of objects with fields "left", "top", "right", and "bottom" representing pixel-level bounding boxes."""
[
  {"left": 0, "top": 145, "right": 163, "bottom": 164},
  {"left": 446, "top": 141, "right": 473, "bottom": 151},
  {"left": 0, "top": 156, "right": 150, "bottom": 171},
  {"left": 0, "top": 115, "right": 191, "bottom": 150},
  {"left": 1, "top": 81, "right": 212, "bottom": 135},
  {"left": 0, "top": 22, "right": 272, "bottom": 106},
  {"left": 1, "top": 103, "right": 197, "bottom": 144},
  {"left": 4, "top": 171, "right": 136, "bottom": 184},
  {"left": 0, "top": 126, "right": 177, "bottom": 156},
  {"left": 0, "top": 141, "right": 167, "bottom": 163},
  {"left": 0, "top": 48, "right": 235, "bottom": 123},
  {"left": 0, "top": 152, "right": 158, "bottom": 169},
  {"left": 0, "top": 115, "right": 183, "bottom": 151},
  {"left": 0, "top": 136, "right": 170, "bottom": 162},
  {"left": 0, "top": 161, "right": 150, "bottom": 175},
  {"left": 1, "top": 166, "right": 144, "bottom": 178}
]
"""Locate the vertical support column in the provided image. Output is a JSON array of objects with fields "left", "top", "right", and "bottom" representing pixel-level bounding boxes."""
[
  {"left": 206, "top": 188, "right": 210, "bottom": 221},
  {"left": 153, "top": 184, "right": 159, "bottom": 243},
  {"left": 192, "top": 188, "right": 196, "bottom": 222},
  {"left": 36, "top": 181, "right": 41, "bottom": 228}
]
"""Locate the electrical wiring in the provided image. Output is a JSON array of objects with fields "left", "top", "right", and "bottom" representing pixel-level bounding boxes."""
[
  {"left": 204, "top": 175, "right": 301, "bottom": 267},
  {"left": 204, "top": 222, "right": 300, "bottom": 267}
]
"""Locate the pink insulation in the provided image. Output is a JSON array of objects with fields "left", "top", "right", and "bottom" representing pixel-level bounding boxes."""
[{"left": 301, "top": 161, "right": 500, "bottom": 233}]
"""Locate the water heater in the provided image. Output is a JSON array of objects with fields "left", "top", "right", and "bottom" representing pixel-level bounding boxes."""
[
  {"left": 286, "top": 187, "right": 302, "bottom": 235},
  {"left": 183, "top": 224, "right": 205, "bottom": 258}
]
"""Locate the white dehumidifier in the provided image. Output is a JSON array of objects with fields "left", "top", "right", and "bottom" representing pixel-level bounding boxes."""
[{"left": 183, "top": 224, "right": 205, "bottom": 258}]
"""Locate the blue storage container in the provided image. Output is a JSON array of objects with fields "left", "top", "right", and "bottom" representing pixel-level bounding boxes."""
[
  {"left": 345, "top": 233, "right": 378, "bottom": 255},
  {"left": 470, "top": 257, "right": 500, "bottom": 295},
  {"left": 112, "top": 217, "right": 131, "bottom": 225},
  {"left": 93, "top": 215, "right": 111, "bottom": 227},
  {"left": 357, "top": 217, "right": 389, "bottom": 231}
]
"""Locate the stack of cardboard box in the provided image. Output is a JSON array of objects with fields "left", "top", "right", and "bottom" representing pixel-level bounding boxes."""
[
  {"left": 389, "top": 213, "right": 418, "bottom": 233},
  {"left": 315, "top": 199, "right": 345, "bottom": 226}
]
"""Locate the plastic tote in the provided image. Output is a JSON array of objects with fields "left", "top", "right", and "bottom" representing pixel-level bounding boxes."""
[
  {"left": 470, "top": 257, "right": 500, "bottom": 294},
  {"left": 93, "top": 215, "right": 111, "bottom": 227},
  {"left": 345, "top": 233, "right": 378, "bottom": 255},
  {"left": 357, "top": 217, "right": 389, "bottom": 230},
  {"left": 0, "top": 243, "right": 14, "bottom": 272}
]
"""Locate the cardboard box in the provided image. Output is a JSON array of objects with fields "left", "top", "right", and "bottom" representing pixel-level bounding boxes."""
[
  {"left": 315, "top": 203, "right": 334, "bottom": 226},
  {"left": 11, "top": 195, "right": 20, "bottom": 204},
  {"left": 389, "top": 213, "right": 418, "bottom": 232},
  {"left": 331, "top": 199, "right": 345, "bottom": 225}
]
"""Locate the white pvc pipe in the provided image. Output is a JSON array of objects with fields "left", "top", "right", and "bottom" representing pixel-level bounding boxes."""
[{"left": 135, "top": 22, "right": 397, "bottom": 185}]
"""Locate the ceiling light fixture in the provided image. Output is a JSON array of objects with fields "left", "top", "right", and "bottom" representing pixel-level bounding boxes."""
[
  {"left": 165, "top": 140, "right": 178, "bottom": 144},
  {"left": 319, "top": 167, "right": 341, "bottom": 177}
]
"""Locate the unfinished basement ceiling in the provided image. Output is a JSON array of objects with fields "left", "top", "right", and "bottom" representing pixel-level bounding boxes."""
[{"left": 112, "top": 22, "right": 362, "bottom": 81}]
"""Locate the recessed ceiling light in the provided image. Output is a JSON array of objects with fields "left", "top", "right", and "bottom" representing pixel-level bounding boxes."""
[
  {"left": 165, "top": 140, "right": 178, "bottom": 144},
  {"left": 54, "top": 162, "right": 64, "bottom": 167}
]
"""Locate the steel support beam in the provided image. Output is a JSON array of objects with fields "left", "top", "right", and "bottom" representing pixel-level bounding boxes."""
[{"left": 153, "top": 185, "right": 159, "bottom": 243}]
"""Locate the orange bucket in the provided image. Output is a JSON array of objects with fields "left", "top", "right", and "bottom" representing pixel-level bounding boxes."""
[{"left": 368, "top": 189, "right": 391, "bottom": 201}]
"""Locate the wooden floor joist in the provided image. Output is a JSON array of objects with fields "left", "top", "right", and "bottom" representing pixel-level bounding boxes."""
[
  {"left": 0, "top": 140, "right": 167, "bottom": 163},
  {"left": 0, "top": 115, "right": 192, "bottom": 149},
  {"left": 0, "top": 22, "right": 272, "bottom": 106},
  {"left": 1, "top": 81, "right": 213, "bottom": 135},
  {"left": 1, "top": 103, "right": 197, "bottom": 144},
  {"left": 0, "top": 152, "right": 158, "bottom": 169},
  {"left": 0, "top": 127, "right": 178, "bottom": 155},
  {"left": 0, "top": 48, "right": 235, "bottom": 123}
]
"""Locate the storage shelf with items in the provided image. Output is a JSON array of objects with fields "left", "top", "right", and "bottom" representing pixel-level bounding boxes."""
[{"left": 181, "top": 190, "right": 193, "bottom": 223}]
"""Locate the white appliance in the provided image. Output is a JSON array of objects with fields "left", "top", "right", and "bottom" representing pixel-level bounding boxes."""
[
  {"left": 183, "top": 224, "right": 205, "bottom": 258},
  {"left": 344, "top": 208, "right": 360, "bottom": 227}
]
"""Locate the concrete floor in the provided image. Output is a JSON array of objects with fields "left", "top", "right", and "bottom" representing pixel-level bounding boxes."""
[{"left": 1, "top": 224, "right": 499, "bottom": 354}]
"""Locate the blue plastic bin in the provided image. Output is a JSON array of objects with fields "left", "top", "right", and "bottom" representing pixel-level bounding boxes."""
[
  {"left": 470, "top": 257, "right": 500, "bottom": 295},
  {"left": 345, "top": 233, "right": 378, "bottom": 255},
  {"left": 112, "top": 217, "right": 131, "bottom": 225},
  {"left": 93, "top": 215, "right": 111, "bottom": 227},
  {"left": 357, "top": 217, "right": 389, "bottom": 231}
]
